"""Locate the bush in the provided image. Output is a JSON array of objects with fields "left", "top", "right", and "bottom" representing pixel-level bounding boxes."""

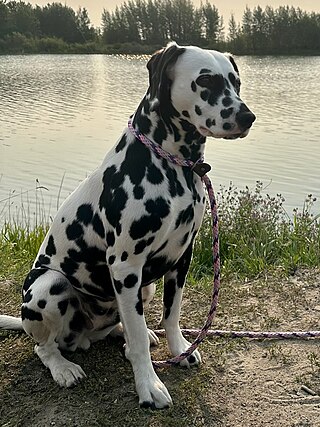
[{"left": 191, "top": 181, "right": 320, "bottom": 279}]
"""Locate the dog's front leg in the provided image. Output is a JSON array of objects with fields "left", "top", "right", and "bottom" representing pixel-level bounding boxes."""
[
  {"left": 110, "top": 261, "right": 172, "bottom": 409},
  {"left": 161, "top": 242, "right": 201, "bottom": 367}
]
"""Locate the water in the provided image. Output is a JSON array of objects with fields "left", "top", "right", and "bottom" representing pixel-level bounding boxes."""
[{"left": 0, "top": 54, "right": 319, "bottom": 223}]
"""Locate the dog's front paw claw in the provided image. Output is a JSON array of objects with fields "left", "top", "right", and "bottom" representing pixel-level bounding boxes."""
[
  {"left": 137, "top": 374, "right": 173, "bottom": 409},
  {"left": 52, "top": 362, "right": 86, "bottom": 387}
]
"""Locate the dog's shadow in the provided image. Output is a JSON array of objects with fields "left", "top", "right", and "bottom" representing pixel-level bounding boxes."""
[{"left": 0, "top": 334, "right": 224, "bottom": 426}]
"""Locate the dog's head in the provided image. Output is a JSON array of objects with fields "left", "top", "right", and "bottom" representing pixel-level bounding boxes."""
[{"left": 147, "top": 42, "right": 255, "bottom": 140}]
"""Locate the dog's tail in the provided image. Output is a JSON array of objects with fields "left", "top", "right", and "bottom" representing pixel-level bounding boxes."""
[{"left": 0, "top": 315, "right": 23, "bottom": 331}]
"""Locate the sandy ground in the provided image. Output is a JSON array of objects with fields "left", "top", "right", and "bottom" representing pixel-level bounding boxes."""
[{"left": 1, "top": 269, "right": 320, "bottom": 426}]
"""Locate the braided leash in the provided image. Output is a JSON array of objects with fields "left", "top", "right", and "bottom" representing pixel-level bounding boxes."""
[{"left": 127, "top": 119, "right": 320, "bottom": 368}]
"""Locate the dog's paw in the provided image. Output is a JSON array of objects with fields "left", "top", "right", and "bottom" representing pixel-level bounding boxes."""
[
  {"left": 169, "top": 335, "right": 202, "bottom": 368},
  {"left": 51, "top": 361, "right": 86, "bottom": 387},
  {"left": 137, "top": 372, "right": 173, "bottom": 409},
  {"left": 147, "top": 328, "right": 160, "bottom": 346}
]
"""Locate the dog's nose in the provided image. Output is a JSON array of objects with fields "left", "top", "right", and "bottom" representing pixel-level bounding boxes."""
[{"left": 236, "top": 111, "right": 256, "bottom": 130}]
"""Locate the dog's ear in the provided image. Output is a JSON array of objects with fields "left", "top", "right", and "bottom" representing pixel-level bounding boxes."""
[
  {"left": 147, "top": 42, "right": 185, "bottom": 107},
  {"left": 224, "top": 53, "right": 239, "bottom": 76}
]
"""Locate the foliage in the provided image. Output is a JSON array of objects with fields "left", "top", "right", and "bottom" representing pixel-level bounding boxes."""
[
  {"left": 191, "top": 181, "right": 320, "bottom": 279},
  {"left": 101, "top": 0, "right": 225, "bottom": 47},
  {"left": 0, "top": 1, "right": 319, "bottom": 54},
  {"left": 1, "top": 183, "right": 319, "bottom": 283},
  {"left": 0, "top": 221, "right": 48, "bottom": 282},
  {"left": 0, "top": 0, "right": 96, "bottom": 45},
  {"left": 228, "top": 5, "right": 320, "bottom": 54}
]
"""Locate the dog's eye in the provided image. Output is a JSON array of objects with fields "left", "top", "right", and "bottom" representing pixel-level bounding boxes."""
[{"left": 195, "top": 74, "right": 213, "bottom": 87}]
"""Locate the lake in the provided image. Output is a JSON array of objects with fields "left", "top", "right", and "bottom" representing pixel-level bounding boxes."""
[{"left": 0, "top": 54, "right": 319, "bottom": 224}]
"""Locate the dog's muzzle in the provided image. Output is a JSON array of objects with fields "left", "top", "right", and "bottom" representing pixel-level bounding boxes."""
[{"left": 236, "top": 110, "right": 256, "bottom": 131}]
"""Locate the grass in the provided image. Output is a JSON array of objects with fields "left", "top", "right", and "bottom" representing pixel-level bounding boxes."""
[
  {"left": 0, "top": 181, "right": 319, "bottom": 284},
  {"left": 191, "top": 181, "right": 320, "bottom": 280}
]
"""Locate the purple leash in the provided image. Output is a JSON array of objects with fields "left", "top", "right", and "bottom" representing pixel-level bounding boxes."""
[
  {"left": 128, "top": 119, "right": 320, "bottom": 368},
  {"left": 128, "top": 119, "right": 220, "bottom": 367}
]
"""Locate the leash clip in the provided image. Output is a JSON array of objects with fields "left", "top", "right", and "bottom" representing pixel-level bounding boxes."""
[{"left": 192, "top": 162, "right": 211, "bottom": 177}]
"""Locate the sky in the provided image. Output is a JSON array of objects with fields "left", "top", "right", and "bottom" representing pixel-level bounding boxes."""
[{"left": 28, "top": 0, "right": 319, "bottom": 27}]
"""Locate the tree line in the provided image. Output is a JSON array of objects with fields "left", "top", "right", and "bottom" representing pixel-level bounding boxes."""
[{"left": 0, "top": 0, "right": 319, "bottom": 54}]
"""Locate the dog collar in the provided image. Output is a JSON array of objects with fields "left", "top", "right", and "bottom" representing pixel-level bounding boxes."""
[{"left": 127, "top": 119, "right": 211, "bottom": 178}]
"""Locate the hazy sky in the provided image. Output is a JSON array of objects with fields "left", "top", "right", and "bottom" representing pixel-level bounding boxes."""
[{"left": 29, "top": 0, "right": 319, "bottom": 27}]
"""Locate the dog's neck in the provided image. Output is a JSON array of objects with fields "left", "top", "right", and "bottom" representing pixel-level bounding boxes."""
[{"left": 132, "top": 94, "right": 206, "bottom": 163}]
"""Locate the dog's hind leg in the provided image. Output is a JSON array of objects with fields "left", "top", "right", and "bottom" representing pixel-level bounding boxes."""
[
  {"left": 21, "top": 268, "right": 87, "bottom": 387},
  {"left": 161, "top": 242, "right": 201, "bottom": 367}
]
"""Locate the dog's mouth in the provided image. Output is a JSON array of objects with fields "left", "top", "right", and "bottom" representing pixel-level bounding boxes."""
[{"left": 199, "top": 126, "right": 249, "bottom": 140}]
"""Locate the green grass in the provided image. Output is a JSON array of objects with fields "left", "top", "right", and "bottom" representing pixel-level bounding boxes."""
[
  {"left": 191, "top": 181, "right": 320, "bottom": 280},
  {"left": 0, "top": 181, "right": 319, "bottom": 284}
]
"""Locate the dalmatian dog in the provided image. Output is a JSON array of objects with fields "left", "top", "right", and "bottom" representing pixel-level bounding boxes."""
[{"left": 0, "top": 42, "right": 255, "bottom": 408}]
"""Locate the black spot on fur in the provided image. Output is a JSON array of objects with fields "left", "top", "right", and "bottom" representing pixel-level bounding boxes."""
[
  {"left": 116, "top": 223, "right": 122, "bottom": 236},
  {"left": 66, "top": 221, "right": 83, "bottom": 240},
  {"left": 45, "top": 235, "right": 56, "bottom": 256},
  {"left": 175, "top": 204, "right": 194, "bottom": 228},
  {"left": 223, "top": 122, "right": 232, "bottom": 130},
  {"left": 147, "top": 164, "right": 164, "bottom": 185},
  {"left": 136, "top": 288, "right": 143, "bottom": 315},
  {"left": 106, "top": 231, "right": 115, "bottom": 247},
  {"left": 58, "top": 299, "right": 68, "bottom": 315},
  {"left": 228, "top": 72, "right": 236, "bottom": 87},
  {"left": 195, "top": 105, "right": 202, "bottom": 116},
  {"left": 113, "top": 279, "right": 123, "bottom": 294},
  {"left": 133, "top": 185, "right": 145, "bottom": 199},
  {"left": 163, "top": 161, "right": 185, "bottom": 198},
  {"left": 77, "top": 204, "right": 93, "bottom": 225},
  {"left": 121, "top": 251, "right": 128, "bottom": 262},
  {"left": 21, "top": 306, "right": 43, "bottom": 322},
  {"left": 69, "top": 297, "right": 80, "bottom": 309},
  {"left": 163, "top": 279, "right": 176, "bottom": 319},
  {"left": 221, "top": 108, "right": 234, "bottom": 119},
  {"left": 130, "top": 197, "right": 170, "bottom": 240},
  {"left": 20, "top": 272, "right": 41, "bottom": 296},
  {"left": 222, "top": 97, "right": 233, "bottom": 107},
  {"left": 88, "top": 265, "right": 114, "bottom": 295},
  {"left": 69, "top": 311, "right": 87, "bottom": 333},
  {"left": 134, "top": 240, "right": 147, "bottom": 255},
  {"left": 108, "top": 255, "right": 116, "bottom": 265},
  {"left": 24, "top": 290, "right": 33, "bottom": 303},
  {"left": 61, "top": 217, "right": 65, "bottom": 223},
  {"left": 136, "top": 115, "right": 152, "bottom": 135},
  {"left": 153, "top": 120, "right": 167, "bottom": 144},
  {"left": 99, "top": 165, "right": 128, "bottom": 228},
  {"left": 175, "top": 242, "right": 194, "bottom": 288},
  {"left": 187, "top": 355, "right": 196, "bottom": 364},
  {"left": 124, "top": 274, "right": 138, "bottom": 288},
  {"left": 200, "top": 90, "right": 209, "bottom": 101},
  {"left": 50, "top": 281, "right": 68, "bottom": 295},
  {"left": 142, "top": 255, "right": 174, "bottom": 284},
  {"left": 191, "top": 81, "right": 196, "bottom": 92},
  {"left": 60, "top": 257, "right": 79, "bottom": 276},
  {"left": 181, "top": 232, "right": 189, "bottom": 246},
  {"left": 92, "top": 213, "right": 105, "bottom": 238},
  {"left": 37, "top": 299, "right": 47, "bottom": 309},
  {"left": 35, "top": 254, "right": 50, "bottom": 268},
  {"left": 115, "top": 134, "right": 127, "bottom": 153},
  {"left": 182, "top": 110, "right": 190, "bottom": 118}
]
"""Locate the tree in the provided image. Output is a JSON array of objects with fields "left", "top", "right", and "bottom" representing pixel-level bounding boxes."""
[
  {"left": 76, "top": 7, "right": 96, "bottom": 42},
  {"left": 36, "top": 3, "right": 80, "bottom": 43}
]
